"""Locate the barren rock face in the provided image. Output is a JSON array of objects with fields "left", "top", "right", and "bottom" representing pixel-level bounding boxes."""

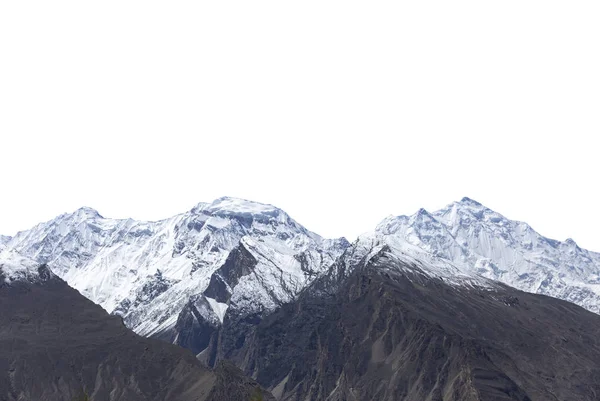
[
  {"left": 0, "top": 270, "right": 272, "bottom": 401},
  {"left": 200, "top": 252, "right": 600, "bottom": 401}
]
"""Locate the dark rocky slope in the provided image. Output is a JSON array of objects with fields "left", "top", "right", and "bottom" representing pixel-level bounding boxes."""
[
  {"left": 0, "top": 266, "right": 273, "bottom": 401},
  {"left": 198, "top": 251, "right": 600, "bottom": 401}
]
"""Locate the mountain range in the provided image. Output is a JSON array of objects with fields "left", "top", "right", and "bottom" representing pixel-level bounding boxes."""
[
  {"left": 2, "top": 196, "right": 600, "bottom": 400},
  {"left": 1, "top": 197, "right": 348, "bottom": 343},
  {"left": 2, "top": 196, "right": 598, "bottom": 330}
]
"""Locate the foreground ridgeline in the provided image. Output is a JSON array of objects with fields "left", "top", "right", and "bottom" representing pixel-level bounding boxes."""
[
  {"left": 0, "top": 256, "right": 273, "bottom": 401},
  {"left": 2, "top": 197, "right": 600, "bottom": 400},
  {"left": 222, "top": 250, "right": 600, "bottom": 400}
]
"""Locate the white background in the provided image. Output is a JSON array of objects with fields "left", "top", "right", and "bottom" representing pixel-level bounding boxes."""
[{"left": 1, "top": 1, "right": 598, "bottom": 249}]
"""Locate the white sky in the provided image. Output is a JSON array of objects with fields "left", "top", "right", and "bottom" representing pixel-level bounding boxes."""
[{"left": 1, "top": 1, "right": 598, "bottom": 251}]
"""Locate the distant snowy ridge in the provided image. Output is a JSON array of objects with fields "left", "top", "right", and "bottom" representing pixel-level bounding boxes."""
[
  {"left": 374, "top": 197, "right": 600, "bottom": 313},
  {"left": 2, "top": 197, "right": 349, "bottom": 337},
  {"left": 2, "top": 195, "right": 600, "bottom": 339}
]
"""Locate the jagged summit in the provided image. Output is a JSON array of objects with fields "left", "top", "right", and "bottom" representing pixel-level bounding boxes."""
[
  {"left": 458, "top": 196, "right": 483, "bottom": 206},
  {"left": 74, "top": 206, "right": 103, "bottom": 218},
  {"left": 415, "top": 207, "right": 431, "bottom": 216},
  {"left": 191, "top": 196, "right": 297, "bottom": 229},
  {"left": 2, "top": 197, "right": 349, "bottom": 340},
  {"left": 369, "top": 197, "right": 600, "bottom": 313},
  {"left": 564, "top": 237, "right": 579, "bottom": 247}
]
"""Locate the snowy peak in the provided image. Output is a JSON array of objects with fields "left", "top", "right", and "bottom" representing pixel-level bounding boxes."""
[
  {"left": 73, "top": 206, "right": 103, "bottom": 219},
  {"left": 196, "top": 196, "right": 283, "bottom": 216},
  {"left": 458, "top": 196, "right": 483, "bottom": 206},
  {"left": 563, "top": 237, "right": 580, "bottom": 250},
  {"left": 436, "top": 197, "right": 505, "bottom": 226},
  {"left": 190, "top": 197, "right": 307, "bottom": 235},
  {"left": 1, "top": 197, "right": 349, "bottom": 339},
  {"left": 373, "top": 197, "right": 600, "bottom": 313},
  {"left": 191, "top": 197, "right": 285, "bottom": 220}
]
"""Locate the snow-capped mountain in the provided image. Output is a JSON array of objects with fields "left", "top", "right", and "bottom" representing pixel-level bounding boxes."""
[
  {"left": 3, "top": 197, "right": 349, "bottom": 338},
  {"left": 5, "top": 198, "right": 600, "bottom": 401},
  {"left": 374, "top": 197, "right": 600, "bottom": 313},
  {"left": 3, "top": 195, "right": 600, "bottom": 342}
]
